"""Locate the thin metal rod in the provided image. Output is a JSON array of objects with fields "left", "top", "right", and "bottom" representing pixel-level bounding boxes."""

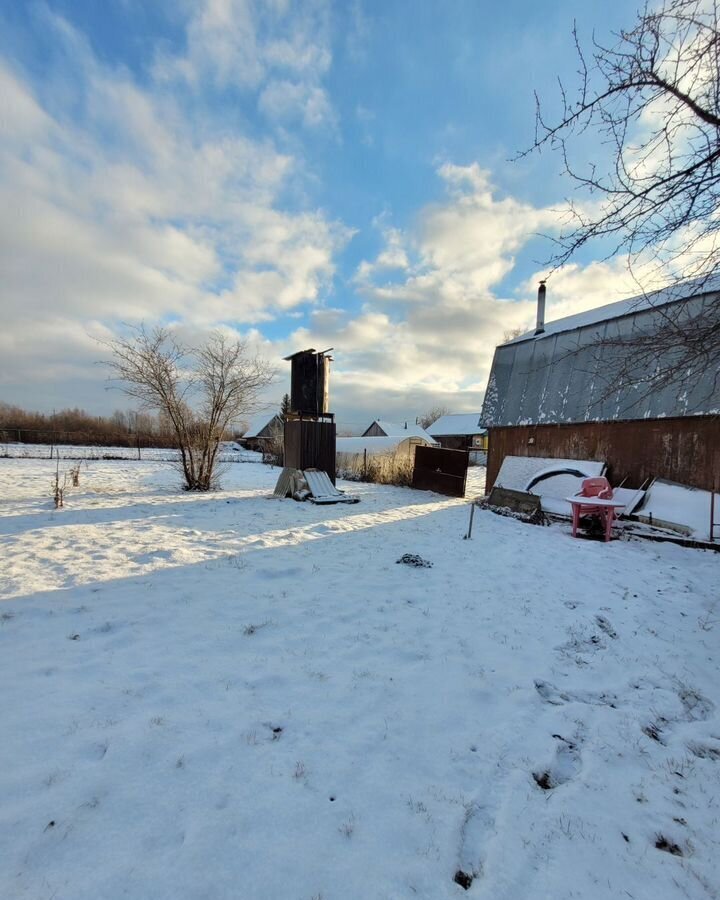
[
  {"left": 711, "top": 491, "right": 716, "bottom": 542},
  {"left": 465, "top": 502, "right": 475, "bottom": 540}
]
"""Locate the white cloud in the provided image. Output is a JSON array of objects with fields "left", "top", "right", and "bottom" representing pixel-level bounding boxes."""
[
  {"left": 155, "top": 0, "right": 265, "bottom": 88},
  {"left": 2, "top": 3, "right": 660, "bottom": 426},
  {"left": 154, "top": 0, "right": 336, "bottom": 131},
  {"left": 0, "top": 65, "right": 52, "bottom": 140},
  {"left": 0, "top": 10, "right": 347, "bottom": 407},
  {"left": 298, "top": 163, "right": 647, "bottom": 423},
  {"left": 258, "top": 79, "right": 335, "bottom": 129}
]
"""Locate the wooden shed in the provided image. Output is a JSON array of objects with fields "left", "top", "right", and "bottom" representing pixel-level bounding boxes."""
[
  {"left": 241, "top": 413, "right": 283, "bottom": 452},
  {"left": 427, "top": 414, "right": 487, "bottom": 452},
  {"left": 481, "top": 278, "right": 720, "bottom": 493}
]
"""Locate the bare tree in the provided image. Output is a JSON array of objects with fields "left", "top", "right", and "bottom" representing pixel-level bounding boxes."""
[
  {"left": 524, "top": 0, "right": 720, "bottom": 393},
  {"left": 261, "top": 393, "right": 292, "bottom": 466},
  {"left": 502, "top": 326, "right": 525, "bottom": 343},
  {"left": 105, "top": 327, "right": 275, "bottom": 491},
  {"left": 263, "top": 419, "right": 285, "bottom": 466},
  {"left": 417, "top": 405, "right": 450, "bottom": 430}
]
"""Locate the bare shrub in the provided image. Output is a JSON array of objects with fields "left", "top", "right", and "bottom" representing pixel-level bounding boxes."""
[
  {"left": 417, "top": 406, "right": 449, "bottom": 430},
  {"left": 52, "top": 459, "right": 83, "bottom": 508},
  {"left": 104, "top": 327, "right": 275, "bottom": 491},
  {"left": 263, "top": 420, "right": 284, "bottom": 467},
  {"left": 53, "top": 458, "right": 64, "bottom": 509}
]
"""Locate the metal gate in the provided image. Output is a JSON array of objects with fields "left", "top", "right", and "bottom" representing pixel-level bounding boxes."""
[{"left": 412, "top": 446, "right": 469, "bottom": 497}]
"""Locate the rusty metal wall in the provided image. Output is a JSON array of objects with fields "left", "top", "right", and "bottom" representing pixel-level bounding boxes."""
[
  {"left": 486, "top": 416, "right": 720, "bottom": 493},
  {"left": 284, "top": 417, "right": 336, "bottom": 483},
  {"left": 412, "top": 446, "right": 469, "bottom": 497}
]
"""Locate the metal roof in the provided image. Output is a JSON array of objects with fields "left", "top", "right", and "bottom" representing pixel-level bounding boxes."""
[
  {"left": 365, "top": 420, "right": 436, "bottom": 441},
  {"left": 243, "top": 412, "right": 281, "bottom": 439},
  {"left": 482, "top": 281, "right": 720, "bottom": 427},
  {"left": 505, "top": 273, "right": 720, "bottom": 345}
]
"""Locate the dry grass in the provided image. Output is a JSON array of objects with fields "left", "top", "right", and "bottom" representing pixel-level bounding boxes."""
[{"left": 337, "top": 451, "right": 415, "bottom": 487}]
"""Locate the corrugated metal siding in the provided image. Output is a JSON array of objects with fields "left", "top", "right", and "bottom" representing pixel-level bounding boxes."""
[
  {"left": 304, "top": 469, "right": 341, "bottom": 499},
  {"left": 486, "top": 417, "right": 720, "bottom": 493},
  {"left": 482, "top": 292, "right": 720, "bottom": 426}
]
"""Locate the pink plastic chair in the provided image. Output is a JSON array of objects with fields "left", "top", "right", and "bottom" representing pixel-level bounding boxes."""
[
  {"left": 580, "top": 477, "right": 613, "bottom": 501},
  {"left": 570, "top": 477, "right": 618, "bottom": 541}
]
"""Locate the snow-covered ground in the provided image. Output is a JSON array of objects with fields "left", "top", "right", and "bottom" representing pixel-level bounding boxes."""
[{"left": 0, "top": 457, "right": 718, "bottom": 900}]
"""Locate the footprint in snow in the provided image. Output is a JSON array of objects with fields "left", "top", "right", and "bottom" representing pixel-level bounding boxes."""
[
  {"left": 534, "top": 680, "right": 570, "bottom": 705},
  {"left": 532, "top": 734, "right": 582, "bottom": 790},
  {"left": 555, "top": 629, "right": 606, "bottom": 658},
  {"left": 678, "top": 686, "right": 714, "bottom": 722},
  {"left": 594, "top": 615, "right": 618, "bottom": 639},
  {"left": 455, "top": 803, "right": 494, "bottom": 890},
  {"left": 534, "top": 679, "right": 619, "bottom": 708},
  {"left": 687, "top": 742, "right": 720, "bottom": 761}
]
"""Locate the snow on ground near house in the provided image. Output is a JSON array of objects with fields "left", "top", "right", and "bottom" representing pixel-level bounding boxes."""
[
  {"left": 1, "top": 457, "right": 719, "bottom": 900},
  {"left": 638, "top": 480, "right": 716, "bottom": 541}
]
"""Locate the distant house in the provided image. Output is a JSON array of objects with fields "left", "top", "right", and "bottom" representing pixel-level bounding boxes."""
[
  {"left": 362, "top": 420, "right": 438, "bottom": 444},
  {"left": 427, "top": 414, "right": 487, "bottom": 452},
  {"left": 337, "top": 434, "right": 434, "bottom": 462},
  {"left": 481, "top": 278, "right": 720, "bottom": 493},
  {"left": 241, "top": 412, "right": 283, "bottom": 452}
]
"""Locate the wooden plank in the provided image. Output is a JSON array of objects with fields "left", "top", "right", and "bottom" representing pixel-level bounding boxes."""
[
  {"left": 486, "top": 486, "right": 541, "bottom": 516},
  {"left": 486, "top": 417, "right": 720, "bottom": 494}
]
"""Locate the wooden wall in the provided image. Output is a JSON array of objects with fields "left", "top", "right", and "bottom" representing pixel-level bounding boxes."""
[
  {"left": 435, "top": 435, "right": 469, "bottom": 451},
  {"left": 486, "top": 416, "right": 720, "bottom": 493},
  {"left": 435, "top": 435, "right": 488, "bottom": 451},
  {"left": 363, "top": 422, "right": 385, "bottom": 437},
  {"left": 284, "top": 418, "right": 336, "bottom": 483}
]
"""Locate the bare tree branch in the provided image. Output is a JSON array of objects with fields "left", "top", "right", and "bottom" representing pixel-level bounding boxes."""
[
  {"left": 521, "top": 0, "right": 720, "bottom": 397},
  {"left": 102, "top": 327, "right": 276, "bottom": 491}
]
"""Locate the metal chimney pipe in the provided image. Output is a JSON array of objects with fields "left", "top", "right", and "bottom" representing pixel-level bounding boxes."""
[{"left": 535, "top": 281, "right": 546, "bottom": 335}]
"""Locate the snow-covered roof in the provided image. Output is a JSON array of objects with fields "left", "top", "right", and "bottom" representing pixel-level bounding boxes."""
[
  {"left": 505, "top": 273, "right": 720, "bottom": 346},
  {"left": 428, "top": 413, "right": 485, "bottom": 436},
  {"left": 482, "top": 276, "right": 720, "bottom": 426},
  {"left": 337, "top": 435, "right": 432, "bottom": 456},
  {"left": 243, "top": 412, "right": 281, "bottom": 439},
  {"left": 367, "top": 420, "right": 436, "bottom": 441}
]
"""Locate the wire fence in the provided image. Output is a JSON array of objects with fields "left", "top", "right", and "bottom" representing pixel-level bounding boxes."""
[{"left": 0, "top": 431, "right": 256, "bottom": 463}]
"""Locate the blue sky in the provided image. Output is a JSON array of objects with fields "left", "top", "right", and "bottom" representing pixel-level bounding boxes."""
[{"left": 0, "top": 0, "right": 644, "bottom": 429}]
